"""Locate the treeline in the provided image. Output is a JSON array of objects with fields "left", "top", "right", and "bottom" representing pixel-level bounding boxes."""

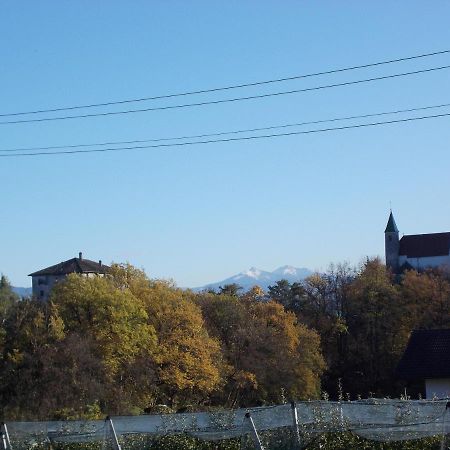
[
  {"left": 0, "top": 258, "right": 449, "bottom": 421},
  {"left": 265, "top": 259, "right": 450, "bottom": 398},
  {"left": 0, "top": 267, "right": 324, "bottom": 420}
]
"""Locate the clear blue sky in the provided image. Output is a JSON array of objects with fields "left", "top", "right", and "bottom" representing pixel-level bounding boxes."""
[{"left": 2, "top": 1, "right": 450, "bottom": 288}]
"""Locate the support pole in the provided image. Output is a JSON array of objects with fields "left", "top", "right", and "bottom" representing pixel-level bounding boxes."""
[
  {"left": 245, "top": 412, "right": 265, "bottom": 450},
  {"left": 0, "top": 423, "right": 12, "bottom": 450},
  {"left": 290, "top": 401, "right": 302, "bottom": 449},
  {"left": 440, "top": 402, "right": 450, "bottom": 450},
  {"left": 106, "top": 417, "right": 122, "bottom": 450}
]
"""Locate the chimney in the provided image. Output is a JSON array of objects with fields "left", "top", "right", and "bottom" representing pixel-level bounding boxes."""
[
  {"left": 99, "top": 260, "right": 102, "bottom": 267},
  {"left": 79, "top": 252, "right": 83, "bottom": 260}
]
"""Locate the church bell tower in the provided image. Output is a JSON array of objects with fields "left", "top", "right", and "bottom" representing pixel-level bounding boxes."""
[{"left": 385, "top": 211, "right": 400, "bottom": 272}]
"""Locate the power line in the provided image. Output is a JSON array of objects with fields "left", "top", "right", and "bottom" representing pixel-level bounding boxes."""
[
  {"left": 1, "top": 49, "right": 449, "bottom": 118},
  {"left": 2, "top": 102, "right": 450, "bottom": 153},
  {"left": 2, "top": 112, "right": 449, "bottom": 158},
  {"left": 1, "top": 64, "right": 450, "bottom": 126}
]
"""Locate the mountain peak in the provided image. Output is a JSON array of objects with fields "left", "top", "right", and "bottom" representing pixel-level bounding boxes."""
[
  {"left": 243, "top": 267, "right": 263, "bottom": 278},
  {"left": 273, "top": 265, "right": 297, "bottom": 275}
]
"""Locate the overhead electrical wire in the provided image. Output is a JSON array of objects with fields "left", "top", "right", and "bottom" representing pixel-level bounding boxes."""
[
  {"left": 1, "top": 64, "right": 450, "bottom": 125},
  {"left": 1, "top": 49, "right": 449, "bottom": 118},
  {"left": 1, "top": 101, "right": 450, "bottom": 153},
  {"left": 2, "top": 112, "right": 449, "bottom": 158}
]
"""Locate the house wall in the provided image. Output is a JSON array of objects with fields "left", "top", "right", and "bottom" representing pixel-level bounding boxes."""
[
  {"left": 32, "top": 275, "right": 66, "bottom": 301},
  {"left": 32, "top": 273, "right": 106, "bottom": 301},
  {"left": 398, "top": 254, "right": 450, "bottom": 271},
  {"left": 425, "top": 378, "right": 450, "bottom": 399}
]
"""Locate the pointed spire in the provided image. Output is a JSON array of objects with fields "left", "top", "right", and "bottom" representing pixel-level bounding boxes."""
[{"left": 385, "top": 211, "right": 399, "bottom": 233}]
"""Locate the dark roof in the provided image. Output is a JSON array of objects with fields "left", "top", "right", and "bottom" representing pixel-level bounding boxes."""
[
  {"left": 385, "top": 212, "right": 399, "bottom": 233},
  {"left": 396, "top": 329, "right": 450, "bottom": 380},
  {"left": 399, "top": 232, "right": 450, "bottom": 258},
  {"left": 29, "top": 257, "right": 109, "bottom": 276}
]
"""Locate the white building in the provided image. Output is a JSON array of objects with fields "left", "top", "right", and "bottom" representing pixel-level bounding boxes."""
[
  {"left": 29, "top": 252, "right": 109, "bottom": 301},
  {"left": 384, "top": 212, "right": 450, "bottom": 273}
]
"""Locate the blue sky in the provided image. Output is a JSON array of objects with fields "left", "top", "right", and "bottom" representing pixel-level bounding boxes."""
[{"left": 2, "top": 1, "right": 450, "bottom": 287}]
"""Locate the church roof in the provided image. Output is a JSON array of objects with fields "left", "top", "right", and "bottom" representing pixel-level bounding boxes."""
[
  {"left": 399, "top": 232, "right": 450, "bottom": 258},
  {"left": 396, "top": 329, "right": 450, "bottom": 380},
  {"left": 385, "top": 212, "right": 399, "bottom": 233},
  {"left": 29, "top": 254, "right": 109, "bottom": 276}
]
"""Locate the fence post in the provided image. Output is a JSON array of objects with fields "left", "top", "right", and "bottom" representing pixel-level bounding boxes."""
[
  {"left": 245, "top": 412, "right": 265, "bottom": 450},
  {"left": 0, "top": 423, "right": 12, "bottom": 450},
  {"left": 106, "top": 417, "right": 122, "bottom": 450},
  {"left": 440, "top": 401, "right": 450, "bottom": 450},
  {"left": 291, "top": 401, "right": 302, "bottom": 448}
]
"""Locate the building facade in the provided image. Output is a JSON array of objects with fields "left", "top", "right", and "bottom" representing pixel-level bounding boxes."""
[
  {"left": 384, "top": 212, "right": 450, "bottom": 273},
  {"left": 29, "top": 252, "right": 109, "bottom": 301}
]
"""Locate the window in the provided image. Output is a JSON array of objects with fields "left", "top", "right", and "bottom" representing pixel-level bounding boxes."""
[{"left": 40, "top": 290, "right": 44, "bottom": 297}]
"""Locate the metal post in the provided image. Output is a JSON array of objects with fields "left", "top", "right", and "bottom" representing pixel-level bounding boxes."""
[
  {"left": 106, "top": 417, "right": 122, "bottom": 450},
  {"left": 245, "top": 412, "right": 265, "bottom": 450},
  {"left": 0, "top": 423, "right": 11, "bottom": 450},
  {"left": 290, "top": 401, "right": 302, "bottom": 449},
  {"left": 0, "top": 432, "right": 6, "bottom": 450},
  {"left": 440, "top": 402, "right": 450, "bottom": 450}
]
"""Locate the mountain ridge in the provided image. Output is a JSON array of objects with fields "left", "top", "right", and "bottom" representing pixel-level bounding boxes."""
[{"left": 194, "top": 265, "right": 312, "bottom": 292}]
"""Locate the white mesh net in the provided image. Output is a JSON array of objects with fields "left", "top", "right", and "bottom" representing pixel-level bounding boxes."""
[{"left": 2, "top": 399, "right": 449, "bottom": 448}]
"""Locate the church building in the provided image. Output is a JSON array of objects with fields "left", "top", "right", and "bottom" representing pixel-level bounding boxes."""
[{"left": 385, "top": 212, "right": 450, "bottom": 273}]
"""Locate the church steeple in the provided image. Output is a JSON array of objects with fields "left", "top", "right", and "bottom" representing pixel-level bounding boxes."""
[
  {"left": 385, "top": 211, "right": 399, "bottom": 233},
  {"left": 385, "top": 211, "right": 400, "bottom": 272}
]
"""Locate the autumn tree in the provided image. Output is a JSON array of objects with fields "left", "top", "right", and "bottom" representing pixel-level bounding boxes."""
[
  {"left": 50, "top": 273, "right": 156, "bottom": 377},
  {"left": 109, "top": 264, "right": 223, "bottom": 409},
  {"left": 400, "top": 269, "right": 450, "bottom": 330},
  {"left": 344, "top": 258, "right": 402, "bottom": 397},
  {"left": 0, "top": 298, "right": 66, "bottom": 418},
  {"left": 197, "top": 292, "right": 324, "bottom": 407}
]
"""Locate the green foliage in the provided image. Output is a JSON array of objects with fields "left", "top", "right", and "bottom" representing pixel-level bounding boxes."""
[
  {"left": 306, "top": 433, "right": 440, "bottom": 450},
  {"left": 37, "top": 431, "right": 442, "bottom": 450},
  {"left": 0, "top": 274, "right": 19, "bottom": 319}
]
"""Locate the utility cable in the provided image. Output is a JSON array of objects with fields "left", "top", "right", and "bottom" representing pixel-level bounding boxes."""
[
  {"left": 1, "top": 112, "right": 449, "bottom": 157},
  {"left": 1, "top": 49, "right": 449, "bottom": 118},
  {"left": 1, "top": 64, "right": 449, "bottom": 126},
  {"left": 1, "top": 101, "right": 449, "bottom": 153}
]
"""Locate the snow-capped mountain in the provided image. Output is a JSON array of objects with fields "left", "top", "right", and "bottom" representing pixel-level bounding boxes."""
[{"left": 195, "top": 265, "right": 312, "bottom": 292}]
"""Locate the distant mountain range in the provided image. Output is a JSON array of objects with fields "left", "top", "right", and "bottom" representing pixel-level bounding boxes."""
[
  {"left": 195, "top": 265, "right": 313, "bottom": 292},
  {"left": 12, "top": 286, "right": 32, "bottom": 297}
]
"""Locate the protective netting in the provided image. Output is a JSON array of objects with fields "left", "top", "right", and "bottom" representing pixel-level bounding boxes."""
[{"left": 2, "top": 399, "right": 449, "bottom": 449}]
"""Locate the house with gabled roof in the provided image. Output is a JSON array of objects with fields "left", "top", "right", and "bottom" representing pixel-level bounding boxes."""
[
  {"left": 29, "top": 252, "right": 109, "bottom": 301},
  {"left": 396, "top": 329, "right": 450, "bottom": 399},
  {"left": 385, "top": 212, "right": 450, "bottom": 273}
]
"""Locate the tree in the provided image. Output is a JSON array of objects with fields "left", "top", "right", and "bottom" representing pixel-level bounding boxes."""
[
  {"left": 198, "top": 292, "right": 325, "bottom": 406},
  {"left": 142, "top": 282, "right": 222, "bottom": 407},
  {"left": 109, "top": 265, "right": 223, "bottom": 408},
  {"left": 400, "top": 269, "right": 450, "bottom": 330},
  {"left": 219, "top": 283, "right": 242, "bottom": 297},
  {"left": 50, "top": 274, "right": 156, "bottom": 376},
  {"left": 0, "top": 298, "right": 66, "bottom": 419},
  {"left": 345, "top": 258, "right": 402, "bottom": 397},
  {"left": 0, "top": 275, "right": 19, "bottom": 320}
]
